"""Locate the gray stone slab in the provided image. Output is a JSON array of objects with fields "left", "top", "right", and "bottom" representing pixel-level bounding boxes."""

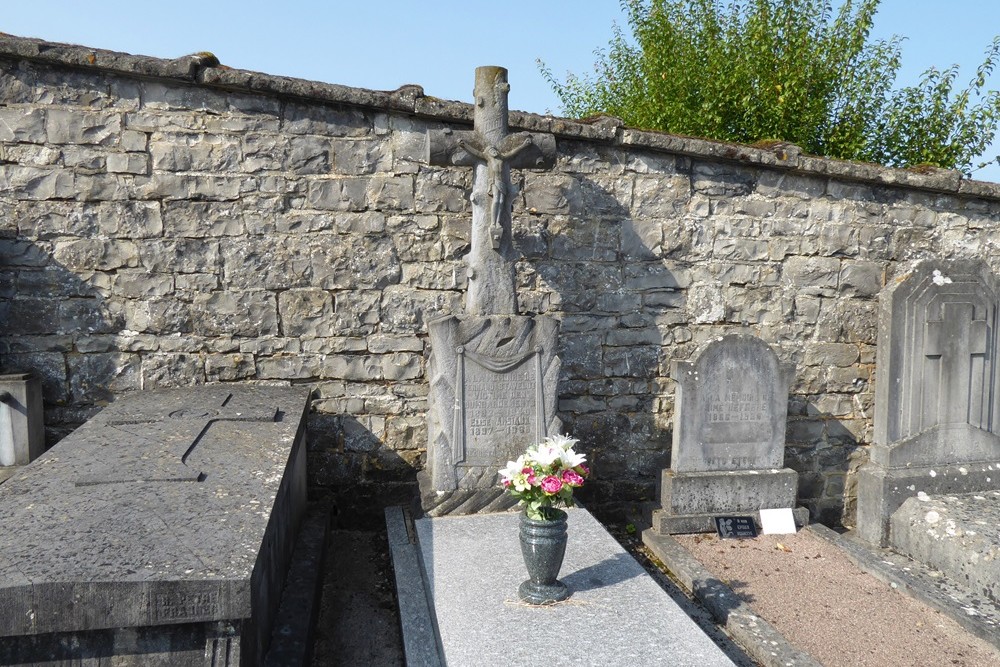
[
  {"left": 0, "top": 385, "right": 310, "bottom": 666},
  {"left": 385, "top": 507, "right": 442, "bottom": 667},
  {"left": 0, "top": 372, "right": 45, "bottom": 467},
  {"left": 858, "top": 260, "right": 1000, "bottom": 545},
  {"left": 890, "top": 491, "right": 1000, "bottom": 604},
  {"left": 421, "top": 313, "right": 560, "bottom": 515},
  {"left": 414, "top": 507, "right": 735, "bottom": 666}
]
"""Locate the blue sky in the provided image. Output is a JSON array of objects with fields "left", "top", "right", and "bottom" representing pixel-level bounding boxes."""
[{"left": 5, "top": 1, "right": 1000, "bottom": 180}]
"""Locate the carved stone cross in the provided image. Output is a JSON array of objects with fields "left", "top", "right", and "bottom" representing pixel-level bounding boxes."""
[
  {"left": 426, "top": 66, "right": 557, "bottom": 316},
  {"left": 925, "top": 301, "right": 989, "bottom": 426}
]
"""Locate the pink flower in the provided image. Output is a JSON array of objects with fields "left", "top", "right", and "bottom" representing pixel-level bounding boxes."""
[
  {"left": 540, "top": 475, "right": 563, "bottom": 494},
  {"left": 502, "top": 479, "right": 511, "bottom": 488},
  {"left": 561, "top": 469, "right": 585, "bottom": 487},
  {"left": 575, "top": 464, "right": 590, "bottom": 477}
]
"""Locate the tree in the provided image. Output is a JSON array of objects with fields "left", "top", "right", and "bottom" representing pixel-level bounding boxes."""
[{"left": 540, "top": 0, "right": 1000, "bottom": 175}]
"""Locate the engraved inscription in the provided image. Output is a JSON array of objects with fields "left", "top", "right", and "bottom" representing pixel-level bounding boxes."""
[
  {"left": 700, "top": 388, "right": 771, "bottom": 448},
  {"left": 461, "top": 358, "right": 536, "bottom": 466},
  {"left": 152, "top": 591, "right": 220, "bottom": 622}
]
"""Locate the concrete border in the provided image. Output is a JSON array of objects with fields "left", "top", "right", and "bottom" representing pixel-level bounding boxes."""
[
  {"left": 641, "top": 528, "right": 822, "bottom": 667},
  {"left": 385, "top": 507, "right": 443, "bottom": 667}
]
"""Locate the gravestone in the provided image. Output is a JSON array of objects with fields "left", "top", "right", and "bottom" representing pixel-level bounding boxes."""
[
  {"left": 419, "top": 66, "right": 560, "bottom": 516},
  {"left": 0, "top": 385, "right": 310, "bottom": 666},
  {"left": 649, "top": 334, "right": 806, "bottom": 534},
  {"left": 0, "top": 372, "right": 45, "bottom": 483},
  {"left": 856, "top": 259, "right": 1000, "bottom": 546}
]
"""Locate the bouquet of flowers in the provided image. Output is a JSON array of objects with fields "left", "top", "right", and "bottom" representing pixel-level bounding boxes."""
[{"left": 499, "top": 434, "right": 590, "bottom": 520}]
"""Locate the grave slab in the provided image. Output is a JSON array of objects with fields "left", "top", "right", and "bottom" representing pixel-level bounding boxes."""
[
  {"left": 651, "top": 334, "right": 805, "bottom": 533},
  {"left": 857, "top": 260, "right": 1000, "bottom": 545},
  {"left": 0, "top": 385, "right": 310, "bottom": 667},
  {"left": 403, "top": 508, "right": 736, "bottom": 666},
  {"left": 890, "top": 491, "right": 1000, "bottom": 605}
]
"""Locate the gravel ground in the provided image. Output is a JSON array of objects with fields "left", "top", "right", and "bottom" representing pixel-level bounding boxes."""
[{"left": 676, "top": 530, "right": 1000, "bottom": 667}]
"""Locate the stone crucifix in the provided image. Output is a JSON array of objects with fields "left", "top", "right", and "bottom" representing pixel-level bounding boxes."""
[{"left": 426, "top": 66, "right": 557, "bottom": 316}]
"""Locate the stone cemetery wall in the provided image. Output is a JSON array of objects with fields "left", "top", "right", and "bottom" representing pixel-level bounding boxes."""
[{"left": 5, "top": 36, "right": 1000, "bottom": 523}]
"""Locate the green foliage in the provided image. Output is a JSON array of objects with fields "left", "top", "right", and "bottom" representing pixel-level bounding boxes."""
[{"left": 540, "top": 0, "right": 1000, "bottom": 174}]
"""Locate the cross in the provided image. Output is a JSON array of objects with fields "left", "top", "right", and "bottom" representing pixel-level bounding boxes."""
[
  {"left": 924, "top": 301, "right": 990, "bottom": 426},
  {"left": 425, "top": 66, "right": 557, "bottom": 316},
  {"left": 75, "top": 389, "right": 279, "bottom": 486}
]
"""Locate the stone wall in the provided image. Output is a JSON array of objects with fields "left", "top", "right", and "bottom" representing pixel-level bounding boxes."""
[{"left": 4, "top": 36, "right": 1000, "bottom": 524}]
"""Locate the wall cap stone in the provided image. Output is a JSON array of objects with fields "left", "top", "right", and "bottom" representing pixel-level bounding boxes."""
[{"left": 3, "top": 33, "right": 1000, "bottom": 199}]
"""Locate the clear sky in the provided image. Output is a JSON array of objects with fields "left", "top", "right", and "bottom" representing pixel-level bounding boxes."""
[{"left": 5, "top": 1, "right": 1000, "bottom": 180}]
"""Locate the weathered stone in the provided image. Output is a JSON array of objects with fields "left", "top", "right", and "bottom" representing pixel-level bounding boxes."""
[
  {"left": 857, "top": 260, "right": 1000, "bottom": 545},
  {"left": 192, "top": 291, "right": 279, "bottom": 338}
]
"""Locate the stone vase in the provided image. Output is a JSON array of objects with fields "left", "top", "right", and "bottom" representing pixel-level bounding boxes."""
[{"left": 517, "top": 508, "right": 569, "bottom": 604}]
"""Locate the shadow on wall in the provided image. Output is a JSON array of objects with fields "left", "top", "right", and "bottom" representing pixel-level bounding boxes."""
[
  {"left": 513, "top": 159, "right": 687, "bottom": 514},
  {"left": 0, "top": 237, "right": 123, "bottom": 444}
]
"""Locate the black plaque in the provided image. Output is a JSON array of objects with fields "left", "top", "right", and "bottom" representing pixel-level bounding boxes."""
[{"left": 714, "top": 516, "right": 758, "bottom": 539}]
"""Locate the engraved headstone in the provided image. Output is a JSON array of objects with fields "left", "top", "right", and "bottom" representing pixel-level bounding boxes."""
[
  {"left": 419, "top": 67, "right": 560, "bottom": 516},
  {"left": 857, "top": 260, "right": 1000, "bottom": 545},
  {"left": 0, "top": 386, "right": 310, "bottom": 666},
  {"left": 649, "top": 334, "right": 807, "bottom": 534}
]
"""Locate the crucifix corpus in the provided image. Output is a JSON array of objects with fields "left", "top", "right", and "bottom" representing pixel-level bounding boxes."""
[
  {"left": 426, "top": 66, "right": 556, "bottom": 316},
  {"left": 420, "top": 67, "right": 562, "bottom": 515}
]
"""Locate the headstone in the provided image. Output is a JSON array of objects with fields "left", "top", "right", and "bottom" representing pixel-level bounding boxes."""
[
  {"left": 0, "top": 372, "right": 45, "bottom": 483},
  {"left": 419, "top": 67, "right": 560, "bottom": 516},
  {"left": 856, "top": 260, "right": 1000, "bottom": 546},
  {"left": 0, "top": 385, "right": 310, "bottom": 666},
  {"left": 649, "top": 334, "right": 807, "bottom": 534}
]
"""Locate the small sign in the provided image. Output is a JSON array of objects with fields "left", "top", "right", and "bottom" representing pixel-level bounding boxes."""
[
  {"left": 760, "top": 507, "right": 797, "bottom": 535},
  {"left": 714, "top": 516, "right": 758, "bottom": 539}
]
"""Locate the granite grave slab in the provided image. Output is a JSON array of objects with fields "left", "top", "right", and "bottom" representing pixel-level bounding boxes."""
[
  {"left": 399, "top": 507, "right": 736, "bottom": 666},
  {"left": 651, "top": 334, "right": 806, "bottom": 534},
  {"left": 856, "top": 260, "right": 1000, "bottom": 546},
  {"left": 0, "top": 385, "right": 310, "bottom": 666}
]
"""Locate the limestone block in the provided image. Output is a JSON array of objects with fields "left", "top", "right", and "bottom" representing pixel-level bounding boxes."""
[
  {"left": 105, "top": 152, "right": 148, "bottom": 174},
  {"left": 45, "top": 109, "right": 121, "bottom": 145},
  {"left": 141, "top": 352, "right": 206, "bottom": 388},
  {"left": 53, "top": 239, "right": 137, "bottom": 271},
  {"left": 139, "top": 238, "right": 219, "bottom": 274},
  {"left": 0, "top": 107, "right": 45, "bottom": 142},
  {"left": 277, "top": 288, "right": 334, "bottom": 338},
  {"left": 192, "top": 291, "right": 279, "bottom": 337},
  {"left": 256, "top": 355, "right": 322, "bottom": 380},
  {"left": 68, "top": 352, "right": 141, "bottom": 402}
]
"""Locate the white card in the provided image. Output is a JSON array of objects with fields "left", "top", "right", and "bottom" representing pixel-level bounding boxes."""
[{"left": 759, "top": 507, "right": 797, "bottom": 534}]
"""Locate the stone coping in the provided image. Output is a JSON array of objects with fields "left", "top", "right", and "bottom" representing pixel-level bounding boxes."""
[{"left": 2, "top": 33, "right": 999, "bottom": 199}]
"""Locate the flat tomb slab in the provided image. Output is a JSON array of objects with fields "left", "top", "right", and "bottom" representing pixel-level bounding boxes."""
[
  {"left": 0, "top": 386, "right": 310, "bottom": 666},
  {"left": 414, "top": 508, "right": 735, "bottom": 666},
  {"left": 891, "top": 491, "right": 1000, "bottom": 604}
]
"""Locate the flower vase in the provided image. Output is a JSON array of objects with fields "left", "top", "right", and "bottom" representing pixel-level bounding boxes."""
[{"left": 517, "top": 508, "right": 569, "bottom": 604}]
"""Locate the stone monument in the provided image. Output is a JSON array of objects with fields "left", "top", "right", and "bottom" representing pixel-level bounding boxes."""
[
  {"left": 0, "top": 372, "right": 45, "bottom": 484},
  {"left": 0, "top": 385, "right": 310, "bottom": 666},
  {"left": 649, "top": 334, "right": 806, "bottom": 534},
  {"left": 419, "top": 67, "right": 560, "bottom": 516},
  {"left": 856, "top": 259, "right": 1000, "bottom": 546}
]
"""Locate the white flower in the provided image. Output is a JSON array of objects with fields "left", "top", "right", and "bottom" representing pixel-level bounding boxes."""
[
  {"left": 499, "top": 457, "right": 524, "bottom": 483},
  {"left": 529, "top": 443, "right": 563, "bottom": 467},
  {"left": 561, "top": 446, "right": 587, "bottom": 468}
]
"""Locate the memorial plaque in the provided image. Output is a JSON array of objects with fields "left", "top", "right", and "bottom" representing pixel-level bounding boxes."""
[
  {"left": 857, "top": 260, "right": 1000, "bottom": 545},
  {"left": 672, "top": 335, "right": 792, "bottom": 473},
  {"left": 425, "top": 314, "right": 560, "bottom": 505},
  {"left": 459, "top": 348, "right": 540, "bottom": 466},
  {"left": 714, "top": 516, "right": 758, "bottom": 539}
]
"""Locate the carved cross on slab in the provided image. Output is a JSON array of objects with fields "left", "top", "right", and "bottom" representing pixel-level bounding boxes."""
[
  {"left": 75, "top": 390, "right": 279, "bottom": 486},
  {"left": 425, "top": 66, "right": 557, "bottom": 316},
  {"left": 924, "top": 301, "right": 990, "bottom": 426}
]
